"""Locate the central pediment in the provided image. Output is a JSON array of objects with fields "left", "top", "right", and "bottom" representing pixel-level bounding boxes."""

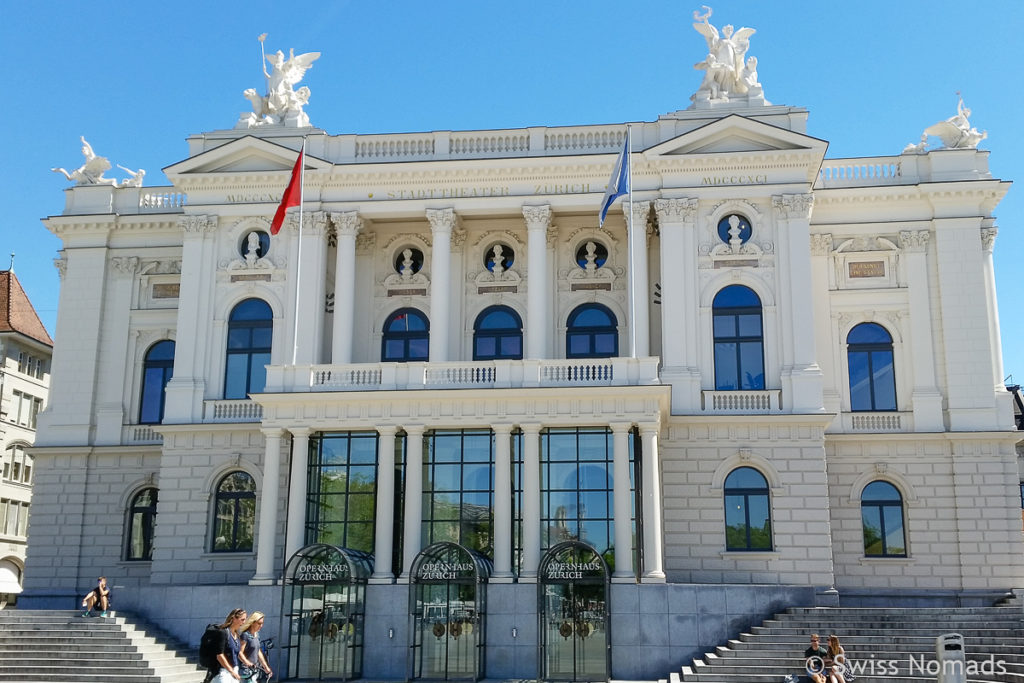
[
  {"left": 163, "top": 136, "right": 331, "bottom": 178},
  {"left": 644, "top": 114, "right": 828, "bottom": 158}
]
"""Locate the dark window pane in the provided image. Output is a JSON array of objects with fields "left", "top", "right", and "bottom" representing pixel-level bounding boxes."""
[
  {"left": 251, "top": 327, "right": 273, "bottom": 348},
  {"left": 384, "top": 339, "right": 404, "bottom": 359},
  {"left": 593, "top": 334, "right": 616, "bottom": 354},
  {"left": 872, "top": 351, "right": 897, "bottom": 410},
  {"left": 713, "top": 285, "right": 760, "bottom": 308},
  {"left": 725, "top": 467, "right": 768, "bottom": 490},
  {"left": 499, "top": 337, "right": 522, "bottom": 357},
  {"left": 568, "top": 335, "right": 590, "bottom": 355},
  {"left": 739, "top": 342, "right": 764, "bottom": 389},
  {"left": 862, "top": 506, "right": 884, "bottom": 555},
  {"left": 849, "top": 351, "right": 872, "bottom": 410},
  {"left": 578, "top": 463, "right": 609, "bottom": 489},
  {"left": 713, "top": 316, "right": 736, "bottom": 338},
  {"left": 476, "top": 337, "right": 496, "bottom": 357},
  {"left": 714, "top": 343, "right": 738, "bottom": 390},
  {"left": 862, "top": 480, "right": 901, "bottom": 502},
  {"left": 224, "top": 355, "right": 249, "bottom": 399},
  {"left": 738, "top": 314, "right": 762, "bottom": 337},
  {"left": 407, "top": 338, "right": 429, "bottom": 359},
  {"left": 227, "top": 328, "right": 251, "bottom": 349},
  {"left": 882, "top": 506, "right": 905, "bottom": 555},
  {"left": 847, "top": 322, "right": 892, "bottom": 344}
]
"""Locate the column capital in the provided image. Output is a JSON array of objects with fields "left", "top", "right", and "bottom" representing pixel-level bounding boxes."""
[
  {"left": 260, "top": 427, "right": 286, "bottom": 438},
  {"left": 609, "top": 422, "right": 633, "bottom": 434},
  {"left": 179, "top": 214, "right": 218, "bottom": 234},
  {"left": 980, "top": 227, "right": 997, "bottom": 253},
  {"left": 653, "top": 197, "right": 697, "bottom": 224},
  {"left": 522, "top": 204, "right": 552, "bottom": 230},
  {"left": 402, "top": 424, "right": 426, "bottom": 436},
  {"left": 621, "top": 200, "right": 651, "bottom": 228},
  {"left": 898, "top": 229, "right": 930, "bottom": 253},
  {"left": 809, "top": 233, "right": 833, "bottom": 256},
  {"left": 492, "top": 423, "right": 515, "bottom": 435},
  {"left": 426, "top": 207, "right": 457, "bottom": 235},
  {"left": 289, "top": 427, "right": 312, "bottom": 439},
  {"left": 377, "top": 425, "right": 399, "bottom": 437},
  {"left": 330, "top": 210, "right": 363, "bottom": 238},
  {"left": 519, "top": 422, "right": 542, "bottom": 435},
  {"left": 772, "top": 193, "right": 815, "bottom": 220},
  {"left": 636, "top": 421, "right": 661, "bottom": 435}
]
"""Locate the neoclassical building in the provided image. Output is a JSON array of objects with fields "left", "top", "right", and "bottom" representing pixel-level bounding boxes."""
[{"left": 23, "top": 17, "right": 1023, "bottom": 682}]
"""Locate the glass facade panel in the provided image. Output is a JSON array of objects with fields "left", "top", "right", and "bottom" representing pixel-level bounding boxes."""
[
  {"left": 306, "top": 432, "right": 379, "bottom": 552},
  {"left": 423, "top": 430, "right": 495, "bottom": 557},
  {"left": 713, "top": 285, "right": 765, "bottom": 391}
]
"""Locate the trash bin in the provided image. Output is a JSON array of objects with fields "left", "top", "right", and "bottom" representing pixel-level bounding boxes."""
[{"left": 935, "top": 633, "right": 966, "bottom": 683}]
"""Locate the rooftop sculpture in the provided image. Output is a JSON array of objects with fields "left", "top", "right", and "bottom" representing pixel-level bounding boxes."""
[
  {"left": 51, "top": 137, "right": 145, "bottom": 188},
  {"left": 238, "top": 34, "right": 320, "bottom": 128},
  {"left": 923, "top": 94, "right": 987, "bottom": 149},
  {"left": 690, "top": 6, "right": 767, "bottom": 108}
]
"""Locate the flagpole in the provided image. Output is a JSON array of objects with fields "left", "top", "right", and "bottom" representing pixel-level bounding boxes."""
[
  {"left": 625, "top": 124, "right": 637, "bottom": 359},
  {"left": 291, "top": 137, "right": 306, "bottom": 365}
]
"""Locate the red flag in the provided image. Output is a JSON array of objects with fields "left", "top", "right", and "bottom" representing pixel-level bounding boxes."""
[{"left": 271, "top": 147, "right": 304, "bottom": 235}]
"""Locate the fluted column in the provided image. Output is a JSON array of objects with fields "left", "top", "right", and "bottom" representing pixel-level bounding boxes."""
[
  {"left": 372, "top": 426, "right": 397, "bottom": 580},
  {"left": 492, "top": 424, "right": 514, "bottom": 579},
  {"left": 520, "top": 423, "right": 542, "bottom": 580},
  {"left": 622, "top": 201, "right": 652, "bottom": 358},
  {"left": 523, "top": 205, "right": 552, "bottom": 359},
  {"left": 610, "top": 423, "right": 634, "bottom": 580},
  {"left": 290, "top": 212, "right": 329, "bottom": 364},
  {"left": 898, "top": 230, "right": 943, "bottom": 430},
  {"left": 426, "top": 209, "right": 455, "bottom": 362},
  {"left": 330, "top": 211, "right": 362, "bottom": 364},
  {"left": 772, "top": 194, "right": 824, "bottom": 413},
  {"left": 401, "top": 426, "right": 425, "bottom": 578},
  {"left": 284, "top": 428, "right": 311, "bottom": 561},
  {"left": 653, "top": 198, "right": 700, "bottom": 412},
  {"left": 639, "top": 423, "right": 665, "bottom": 582},
  {"left": 253, "top": 428, "right": 284, "bottom": 583}
]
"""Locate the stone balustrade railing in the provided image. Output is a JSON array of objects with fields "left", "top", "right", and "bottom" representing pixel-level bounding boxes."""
[
  {"left": 203, "top": 399, "right": 264, "bottom": 422},
  {"left": 701, "top": 389, "right": 781, "bottom": 413},
  {"left": 270, "top": 357, "right": 662, "bottom": 393},
  {"left": 817, "top": 157, "right": 903, "bottom": 187}
]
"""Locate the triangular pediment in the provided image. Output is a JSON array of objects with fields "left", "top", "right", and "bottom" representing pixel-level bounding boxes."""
[
  {"left": 644, "top": 115, "right": 828, "bottom": 158},
  {"left": 163, "top": 136, "right": 331, "bottom": 177}
]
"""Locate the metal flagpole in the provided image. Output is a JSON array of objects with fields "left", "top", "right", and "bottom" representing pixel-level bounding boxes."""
[
  {"left": 625, "top": 124, "right": 637, "bottom": 359},
  {"left": 291, "top": 137, "right": 306, "bottom": 365}
]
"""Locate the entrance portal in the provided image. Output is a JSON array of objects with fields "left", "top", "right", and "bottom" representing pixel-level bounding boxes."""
[
  {"left": 409, "top": 542, "right": 492, "bottom": 681},
  {"left": 538, "top": 541, "right": 610, "bottom": 682},
  {"left": 282, "top": 544, "right": 372, "bottom": 681}
]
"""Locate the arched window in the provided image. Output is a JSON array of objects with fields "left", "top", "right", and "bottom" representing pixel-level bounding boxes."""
[
  {"left": 139, "top": 340, "right": 175, "bottom": 424},
  {"left": 224, "top": 299, "right": 273, "bottom": 399},
  {"left": 713, "top": 285, "right": 764, "bottom": 390},
  {"left": 212, "top": 471, "right": 256, "bottom": 553},
  {"left": 861, "top": 480, "right": 906, "bottom": 557},
  {"left": 847, "top": 323, "right": 896, "bottom": 411},
  {"left": 126, "top": 487, "right": 158, "bottom": 561},
  {"left": 473, "top": 306, "right": 523, "bottom": 360},
  {"left": 566, "top": 304, "right": 618, "bottom": 359},
  {"left": 723, "top": 466, "right": 771, "bottom": 551},
  {"left": 381, "top": 308, "right": 429, "bottom": 362}
]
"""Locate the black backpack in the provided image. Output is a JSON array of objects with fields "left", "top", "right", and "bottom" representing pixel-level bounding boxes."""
[{"left": 199, "top": 624, "right": 225, "bottom": 669}]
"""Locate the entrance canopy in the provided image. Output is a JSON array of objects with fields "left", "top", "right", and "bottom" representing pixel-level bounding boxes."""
[
  {"left": 283, "top": 543, "right": 373, "bottom": 585},
  {"left": 411, "top": 542, "right": 492, "bottom": 584},
  {"left": 539, "top": 541, "right": 609, "bottom": 584}
]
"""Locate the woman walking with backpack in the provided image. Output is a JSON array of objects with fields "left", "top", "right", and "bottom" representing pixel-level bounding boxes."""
[
  {"left": 238, "top": 611, "right": 273, "bottom": 682},
  {"left": 206, "top": 608, "right": 247, "bottom": 683}
]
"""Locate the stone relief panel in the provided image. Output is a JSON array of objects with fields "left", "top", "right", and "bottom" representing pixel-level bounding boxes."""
[{"left": 832, "top": 235, "right": 900, "bottom": 290}]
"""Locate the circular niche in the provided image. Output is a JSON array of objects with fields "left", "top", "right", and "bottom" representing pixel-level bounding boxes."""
[
  {"left": 483, "top": 243, "right": 515, "bottom": 272},
  {"left": 240, "top": 230, "right": 270, "bottom": 259},
  {"left": 717, "top": 214, "right": 752, "bottom": 245},
  {"left": 575, "top": 240, "right": 608, "bottom": 269},
  {"left": 394, "top": 247, "right": 424, "bottom": 275}
]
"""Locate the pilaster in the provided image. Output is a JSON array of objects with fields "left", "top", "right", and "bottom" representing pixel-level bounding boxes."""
[
  {"left": 289, "top": 211, "right": 329, "bottom": 364},
  {"left": 610, "top": 422, "right": 634, "bottom": 580},
  {"left": 284, "top": 428, "right": 311, "bottom": 561},
  {"left": 492, "top": 424, "right": 514, "bottom": 580},
  {"left": 520, "top": 423, "right": 542, "bottom": 581},
  {"left": 252, "top": 428, "right": 284, "bottom": 584},
  {"left": 898, "top": 230, "right": 944, "bottom": 431},
  {"left": 330, "top": 211, "right": 363, "bottom": 364},
  {"left": 426, "top": 209, "right": 455, "bottom": 362},
  {"left": 523, "top": 205, "right": 552, "bottom": 360},
  {"left": 400, "top": 426, "right": 425, "bottom": 580},
  {"left": 622, "top": 201, "right": 651, "bottom": 358},
  {"left": 372, "top": 426, "right": 398, "bottom": 581},
  {"left": 639, "top": 422, "right": 665, "bottom": 582},
  {"left": 95, "top": 256, "right": 139, "bottom": 444}
]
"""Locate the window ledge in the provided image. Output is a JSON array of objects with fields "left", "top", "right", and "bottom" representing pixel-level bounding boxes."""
[
  {"left": 719, "top": 550, "right": 780, "bottom": 560},
  {"left": 858, "top": 555, "right": 913, "bottom": 566},
  {"left": 202, "top": 551, "right": 255, "bottom": 560}
]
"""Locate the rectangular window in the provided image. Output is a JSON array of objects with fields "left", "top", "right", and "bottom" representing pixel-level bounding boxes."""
[
  {"left": 6, "top": 500, "right": 19, "bottom": 536},
  {"left": 422, "top": 430, "right": 495, "bottom": 557},
  {"left": 29, "top": 398, "right": 42, "bottom": 429},
  {"left": 0, "top": 499, "right": 7, "bottom": 532},
  {"left": 305, "top": 431, "right": 380, "bottom": 553},
  {"left": 17, "top": 352, "right": 26, "bottom": 374},
  {"left": 17, "top": 503, "right": 29, "bottom": 537}
]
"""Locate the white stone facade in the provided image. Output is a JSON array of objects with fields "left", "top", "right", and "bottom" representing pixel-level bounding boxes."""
[{"left": 22, "top": 97, "right": 1024, "bottom": 679}]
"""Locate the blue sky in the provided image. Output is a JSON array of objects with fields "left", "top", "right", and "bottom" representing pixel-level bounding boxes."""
[{"left": 3, "top": 0, "right": 1022, "bottom": 381}]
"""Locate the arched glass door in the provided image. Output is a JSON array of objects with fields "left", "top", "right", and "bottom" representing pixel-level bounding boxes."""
[
  {"left": 410, "top": 542, "right": 492, "bottom": 681},
  {"left": 539, "top": 541, "right": 610, "bottom": 682},
  {"left": 282, "top": 544, "right": 373, "bottom": 681}
]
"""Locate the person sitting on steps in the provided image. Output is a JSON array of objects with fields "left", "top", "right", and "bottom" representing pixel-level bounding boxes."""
[{"left": 81, "top": 576, "right": 111, "bottom": 617}]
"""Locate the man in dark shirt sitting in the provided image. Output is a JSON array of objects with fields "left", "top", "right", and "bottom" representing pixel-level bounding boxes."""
[{"left": 803, "top": 633, "right": 829, "bottom": 683}]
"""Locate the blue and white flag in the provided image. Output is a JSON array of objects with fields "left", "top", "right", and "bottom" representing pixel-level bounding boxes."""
[{"left": 598, "top": 128, "right": 630, "bottom": 227}]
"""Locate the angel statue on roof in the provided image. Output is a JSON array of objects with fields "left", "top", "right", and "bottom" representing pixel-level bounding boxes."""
[
  {"left": 690, "top": 6, "right": 764, "bottom": 106},
  {"left": 238, "top": 34, "right": 321, "bottom": 128}
]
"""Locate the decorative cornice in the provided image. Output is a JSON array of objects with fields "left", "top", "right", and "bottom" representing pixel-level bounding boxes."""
[
  {"left": 331, "top": 210, "right": 363, "bottom": 238},
  {"left": 981, "top": 227, "right": 997, "bottom": 253},
  {"left": 653, "top": 197, "right": 698, "bottom": 224},
  {"left": 809, "top": 234, "right": 833, "bottom": 256},
  {"left": 522, "top": 204, "right": 552, "bottom": 230},
  {"left": 179, "top": 214, "right": 218, "bottom": 234},
  {"left": 898, "top": 230, "right": 930, "bottom": 253},
  {"left": 426, "top": 207, "right": 457, "bottom": 235},
  {"left": 772, "top": 193, "right": 814, "bottom": 219}
]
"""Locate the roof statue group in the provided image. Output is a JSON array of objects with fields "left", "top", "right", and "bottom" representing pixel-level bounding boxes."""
[
  {"left": 50, "top": 18, "right": 991, "bottom": 188},
  {"left": 237, "top": 34, "right": 320, "bottom": 129}
]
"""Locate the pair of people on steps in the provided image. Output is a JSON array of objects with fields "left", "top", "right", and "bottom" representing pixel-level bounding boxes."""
[{"left": 804, "top": 633, "right": 851, "bottom": 683}]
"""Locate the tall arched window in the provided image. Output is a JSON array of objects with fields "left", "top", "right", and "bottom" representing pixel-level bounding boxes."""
[
  {"left": 566, "top": 303, "right": 618, "bottom": 359},
  {"left": 381, "top": 308, "right": 429, "bottom": 362},
  {"left": 473, "top": 306, "right": 523, "bottom": 360},
  {"left": 139, "top": 340, "right": 175, "bottom": 424},
  {"left": 723, "top": 466, "right": 771, "bottom": 551},
  {"left": 847, "top": 323, "right": 896, "bottom": 411},
  {"left": 861, "top": 480, "right": 906, "bottom": 557},
  {"left": 224, "top": 299, "right": 273, "bottom": 399},
  {"left": 126, "top": 487, "right": 158, "bottom": 561},
  {"left": 713, "top": 285, "right": 764, "bottom": 390},
  {"left": 212, "top": 471, "right": 256, "bottom": 552}
]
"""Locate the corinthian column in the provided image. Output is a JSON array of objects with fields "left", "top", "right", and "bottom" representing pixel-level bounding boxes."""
[
  {"left": 426, "top": 209, "right": 455, "bottom": 362},
  {"left": 523, "top": 205, "right": 552, "bottom": 359},
  {"left": 290, "top": 211, "right": 329, "bottom": 365},
  {"left": 622, "top": 201, "right": 651, "bottom": 358},
  {"left": 330, "top": 211, "right": 362, "bottom": 364}
]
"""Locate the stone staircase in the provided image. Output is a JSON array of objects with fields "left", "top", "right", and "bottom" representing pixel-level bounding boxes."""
[
  {"left": 673, "top": 605, "right": 1024, "bottom": 683},
  {"left": 0, "top": 610, "right": 206, "bottom": 683}
]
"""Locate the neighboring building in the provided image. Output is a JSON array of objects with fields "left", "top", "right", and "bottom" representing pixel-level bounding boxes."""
[
  {"left": 22, "top": 17, "right": 1024, "bottom": 682},
  {"left": 0, "top": 269, "right": 52, "bottom": 607}
]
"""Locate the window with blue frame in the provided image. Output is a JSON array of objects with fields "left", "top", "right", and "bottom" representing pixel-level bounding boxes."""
[
  {"left": 713, "top": 285, "right": 764, "bottom": 390},
  {"left": 139, "top": 340, "right": 174, "bottom": 424},
  {"left": 847, "top": 323, "right": 896, "bottom": 411},
  {"left": 224, "top": 299, "right": 272, "bottom": 399},
  {"left": 723, "top": 466, "right": 772, "bottom": 551},
  {"left": 861, "top": 480, "right": 906, "bottom": 557},
  {"left": 473, "top": 306, "right": 523, "bottom": 360},
  {"left": 381, "top": 308, "right": 429, "bottom": 362},
  {"left": 566, "top": 304, "right": 618, "bottom": 359}
]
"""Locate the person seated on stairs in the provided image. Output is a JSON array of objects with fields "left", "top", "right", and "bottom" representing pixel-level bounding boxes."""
[
  {"left": 803, "top": 633, "right": 829, "bottom": 683},
  {"left": 826, "top": 634, "right": 852, "bottom": 683},
  {"left": 81, "top": 576, "right": 111, "bottom": 617}
]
